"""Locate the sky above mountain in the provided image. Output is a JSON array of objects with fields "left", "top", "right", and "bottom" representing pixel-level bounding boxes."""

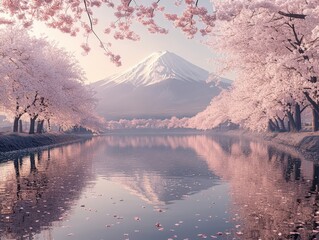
[
  {"left": 30, "top": 2, "right": 217, "bottom": 84},
  {"left": 32, "top": 23, "right": 213, "bottom": 84}
]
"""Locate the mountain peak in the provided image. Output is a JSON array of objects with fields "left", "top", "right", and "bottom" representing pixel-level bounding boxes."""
[
  {"left": 154, "top": 50, "right": 169, "bottom": 55},
  {"left": 151, "top": 50, "right": 171, "bottom": 58},
  {"left": 97, "top": 51, "right": 209, "bottom": 87}
]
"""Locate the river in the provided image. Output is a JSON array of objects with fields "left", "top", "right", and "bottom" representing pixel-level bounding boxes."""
[{"left": 0, "top": 134, "right": 317, "bottom": 240}]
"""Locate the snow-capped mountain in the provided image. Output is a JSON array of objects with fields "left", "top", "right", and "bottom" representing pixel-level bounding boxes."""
[
  {"left": 97, "top": 51, "right": 209, "bottom": 87},
  {"left": 92, "top": 51, "right": 229, "bottom": 120}
]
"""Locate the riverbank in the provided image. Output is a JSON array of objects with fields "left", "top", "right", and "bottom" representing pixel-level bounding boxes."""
[
  {"left": 0, "top": 133, "right": 92, "bottom": 158},
  {"left": 215, "top": 129, "right": 319, "bottom": 160}
]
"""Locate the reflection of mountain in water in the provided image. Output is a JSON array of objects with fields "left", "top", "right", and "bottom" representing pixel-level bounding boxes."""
[
  {"left": 91, "top": 135, "right": 319, "bottom": 239},
  {"left": 1, "top": 134, "right": 318, "bottom": 240},
  {"left": 0, "top": 141, "right": 94, "bottom": 240},
  {"left": 92, "top": 136, "right": 220, "bottom": 206}
]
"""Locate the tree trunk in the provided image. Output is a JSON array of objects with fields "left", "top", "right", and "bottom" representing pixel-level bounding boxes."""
[
  {"left": 40, "top": 120, "right": 44, "bottom": 133},
  {"left": 36, "top": 120, "right": 44, "bottom": 133},
  {"left": 13, "top": 117, "right": 19, "bottom": 132},
  {"left": 278, "top": 118, "right": 286, "bottom": 132},
  {"left": 29, "top": 117, "right": 37, "bottom": 134},
  {"left": 313, "top": 109, "right": 319, "bottom": 132},
  {"left": 269, "top": 119, "right": 280, "bottom": 132},
  {"left": 47, "top": 119, "right": 51, "bottom": 132},
  {"left": 294, "top": 104, "right": 302, "bottom": 131},
  {"left": 287, "top": 112, "right": 297, "bottom": 132},
  {"left": 287, "top": 120, "right": 291, "bottom": 132},
  {"left": 268, "top": 120, "right": 276, "bottom": 132},
  {"left": 19, "top": 120, "right": 23, "bottom": 133},
  {"left": 274, "top": 118, "right": 280, "bottom": 131},
  {"left": 304, "top": 92, "right": 319, "bottom": 114},
  {"left": 36, "top": 121, "right": 41, "bottom": 133}
]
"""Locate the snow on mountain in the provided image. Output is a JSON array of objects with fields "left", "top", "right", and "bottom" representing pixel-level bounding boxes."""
[
  {"left": 92, "top": 51, "right": 229, "bottom": 120},
  {"left": 95, "top": 51, "right": 209, "bottom": 87},
  {"left": 93, "top": 136, "right": 217, "bottom": 206}
]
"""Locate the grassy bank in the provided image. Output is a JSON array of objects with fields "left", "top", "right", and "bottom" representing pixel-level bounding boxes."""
[
  {"left": 0, "top": 133, "right": 92, "bottom": 156},
  {"left": 215, "top": 130, "right": 319, "bottom": 160}
]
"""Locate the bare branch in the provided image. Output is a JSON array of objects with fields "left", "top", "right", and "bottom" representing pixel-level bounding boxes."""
[
  {"left": 285, "top": 46, "right": 293, "bottom": 52},
  {"left": 301, "top": 104, "right": 309, "bottom": 113},
  {"left": 278, "top": 11, "right": 306, "bottom": 19},
  {"left": 304, "top": 91, "right": 319, "bottom": 114}
]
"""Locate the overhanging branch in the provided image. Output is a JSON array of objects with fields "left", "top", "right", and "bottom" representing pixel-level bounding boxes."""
[
  {"left": 83, "top": 0, "right": 111, "bottom": 54},
  {"left": 278, "top": 11, "right": 306, "bottom": 19}
]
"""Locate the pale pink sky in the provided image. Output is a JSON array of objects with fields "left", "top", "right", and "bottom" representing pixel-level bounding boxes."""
[{"left": 31, "top": 2, "right": 222, "bottom": 84}]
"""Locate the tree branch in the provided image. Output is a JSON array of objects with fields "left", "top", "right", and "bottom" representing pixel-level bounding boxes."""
[
  {"left": 301, "top": 104, "right": 309, "bottom": 113},
  {"left": 82, "top": 0, "right": 111, "bottom": 55},
  {"left": 278, "top": 11, "right": 306, "bottom": 19},
  {"left": 303, "top": 91, "right": 319, "bottom": 114}
]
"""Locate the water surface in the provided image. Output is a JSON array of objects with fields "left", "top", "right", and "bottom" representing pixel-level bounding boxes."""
[{"left": 0, "top": 134, "right": 318, "bottom": 239}]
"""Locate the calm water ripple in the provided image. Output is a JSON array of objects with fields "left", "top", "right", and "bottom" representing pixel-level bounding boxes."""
[{"left": 0, "top": 134, "right": 317, "bottom": 240}]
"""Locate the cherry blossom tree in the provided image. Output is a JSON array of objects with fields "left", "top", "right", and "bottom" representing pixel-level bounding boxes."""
[
  {"left": 0, "top": 27, "right": 100, "bottom": 133},
  {"left": 0, "top": 0, "right": 215, "bottom": 66},
  {"left": 2, "top": 0, "right": 319, "bottom": 133},
  {"left": 26, "top": 43, "right": 102, "bottom": 133},
  {"left": 105, "top": 117, "right": 189, "bottom": 130},
  {"left": 0, "top": 27, "right": 50, "bottom": 132},
  {"left": 189, "top": 0, "right": 319, "bottom": 132}
]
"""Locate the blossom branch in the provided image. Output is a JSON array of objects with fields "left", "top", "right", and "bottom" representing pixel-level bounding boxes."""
[{"left": 82, "top": 0, "right": 122, "bottom": 66}]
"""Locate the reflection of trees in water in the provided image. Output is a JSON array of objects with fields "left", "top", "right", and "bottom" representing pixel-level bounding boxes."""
[
  {"left": 0, "top": 141, "right": 94, "bottom": 240},
  {"left": 1, "top": 135, "right": 316, "bottom": 239},
  {"left": 194, "top": 136, "right": 318, "bottom": 240},
  {"left": 91, "top": 135, "right": 319, "bottom": 239}
]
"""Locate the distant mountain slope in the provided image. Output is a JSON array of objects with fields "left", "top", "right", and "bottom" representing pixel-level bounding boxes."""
[
  {"left": 94, "top": 51, "right": 209, "bottom": 87},
  {"left": 92, "top": 51, "right": 230, "bottom": 120}
]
